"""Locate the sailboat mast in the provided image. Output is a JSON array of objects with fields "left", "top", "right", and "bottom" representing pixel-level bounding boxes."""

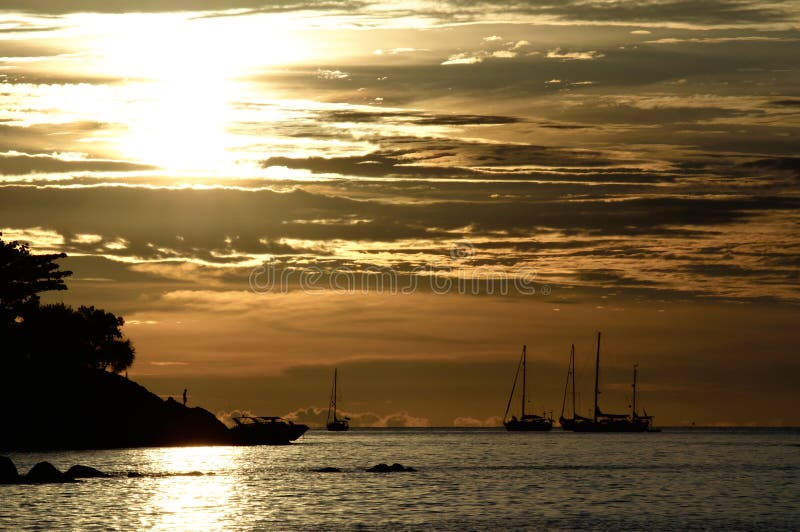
[
  {"left": 521, "top": 345, "right": 527, "bottom": 418},
  {"left": 593, "top": 332, "right": 601, "bottom": 423},
  {"left": 333, "top": 368, "right": 338, "bottom": 421},
  {"left": 571, "top": 344, "right": 576, "bottom": 419},
  {"left": 632, "top": 364, "right": 637, "bottom": 417},
  {"left": 560, "top": 346, "right": 570, "bottom": 419}
]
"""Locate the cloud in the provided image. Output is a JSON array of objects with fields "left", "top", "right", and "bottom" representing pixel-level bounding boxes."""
[
  {"left": 0, "top": 1, "right": 367, "bottom": 15},
  {"left": 0, "top": 151, "right": 154, "bottom": 176},
  {"left": 769, "top": 99, "right": 800, "bottom": 107},
  {"left": 373, "top": 48, "right": 426, "bottom": 55},
  {"left": 546, "top": 48, "right": 605, "bottom": 60},
  {"left": 442, "top": 38, "right": 528, "bottom": 65},
  {"left": 2, "top": 0, "right": 798, "bottom": 33},
  {"left": 72, "top": 233, "right": 103, "bottom": 245},
  {"left": 645, "top": 36, "right": 796, "bottom": 44},
  {"left": 441, "top": 52, "right": 483, "bottom": 65},
  {"left": 316, "top": 69, "right": 350, "bottom": 80},
  {"left": 741, "top": 157, "right": 800, "bottom": 177},
  {"left": 317, "top": 109, "right": 520, "bottom": 126},
  {"left": 491, "top": 50, "right": 517, "bottom": 58},
  {"left": 452, "top": 415, "right": 501, "bottom": 427},
  {"left": 0, "top": 226, "right": 64, "bottom": 248},
  {"left": 283, "top": 405, "right": 430, "bottom": 427}
]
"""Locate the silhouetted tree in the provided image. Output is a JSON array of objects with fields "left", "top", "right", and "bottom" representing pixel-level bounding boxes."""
[
  {"left": 21, "top": 303, "right": 135, "bottom": 373},
  {"left": 0, "top": 235, "right": 134, "bottom": 373},
  {"left": 1, "top": 234, "right": 72, "bottom": 325}
]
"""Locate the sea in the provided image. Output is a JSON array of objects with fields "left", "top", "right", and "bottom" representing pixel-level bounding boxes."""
[{"left": 2, "top": 428, "right": 799, "bottom": 531}]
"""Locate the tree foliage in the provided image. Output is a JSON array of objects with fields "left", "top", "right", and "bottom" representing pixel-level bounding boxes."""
[
  {"left": 0, "top": 235, "right": 71, "bottom": 325},
  {"left": 0, "top": 234, "right": 134, "bottom": 373}
]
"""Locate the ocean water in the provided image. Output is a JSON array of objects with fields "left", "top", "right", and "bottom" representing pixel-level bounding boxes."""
[{"left": 2, "top": 428, "right": 799, "bottom": 531}]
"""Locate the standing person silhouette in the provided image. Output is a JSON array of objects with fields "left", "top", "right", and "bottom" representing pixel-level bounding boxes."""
[{"left": 182, "top": 388, "right": 188, "bottom": 406}]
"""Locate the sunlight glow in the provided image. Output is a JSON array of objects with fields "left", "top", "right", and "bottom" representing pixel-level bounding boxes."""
[
  {"left": 142, "top": 447, "right": 240, "bottom": 532},
  {"left": 70, "top": 13, "right": 313, "bottom": 174}
]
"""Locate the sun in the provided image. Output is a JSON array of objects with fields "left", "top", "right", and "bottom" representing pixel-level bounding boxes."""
[{"left": 70, "top": 12, "right": 311, "bottom": 175}]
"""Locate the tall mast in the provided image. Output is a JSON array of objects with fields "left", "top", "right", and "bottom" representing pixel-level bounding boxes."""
[
  {"left": 503, "top": 348, "right": 523, "bottom": 423},
  {"left": 593, "top": 332, "right": 601, "bottom": 423},
  {"left": 521, "top": 345, "right": 527, "bottom": 418},
  {"left": 571, "top": 344, "right": 576, "bottom": 419},
  {"left": 632, "top": 364, "right": 637, "bottom": 417},
  {"left": 333, "top": 368, "right": 338, "bottom": 421},
  {"left": 560, "top": 346, "right": 570, "bottom": 419}
]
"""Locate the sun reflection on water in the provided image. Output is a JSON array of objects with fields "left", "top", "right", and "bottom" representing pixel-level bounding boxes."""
[{"left": 137, "top": 446, "right": 241, "bottom": 532}]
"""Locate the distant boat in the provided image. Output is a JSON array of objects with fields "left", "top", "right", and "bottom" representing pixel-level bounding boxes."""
[
  {"left": 558, "top": 344, "right": 593, "bottom": 430},
  {"left": 566, "top": 332, "right": 656, "bottom": 433},
  {"left": 326, "top": 368, "right": 349, "bottom": 431},
  {"left": 503, "top": 345, "right": 553, "bottom": 431},
  {"left": 230, "top": 416, "right": 308, "bottom": 444}
]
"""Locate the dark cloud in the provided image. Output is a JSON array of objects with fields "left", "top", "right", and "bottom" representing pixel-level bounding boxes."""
[
  {"left": 742, "top": 157, "right": 800, "bottom": 177},
  {"left": 318, "top": 109, "right": 521, "bottom": 126},
  {"left": 2, "top": 184, "right": 798, "bottom": 303},
  {"left": 770, "top": 99, "right": 800, "bottom": 107},
  {"left": 262, "top": 136, "right": 616, "bottom": 180},
  {"left": 443, "top": 0, "right": 794, "bottom": 25},
  {"left": 0, "top": 152, "right": 155, "bottom": 175}
]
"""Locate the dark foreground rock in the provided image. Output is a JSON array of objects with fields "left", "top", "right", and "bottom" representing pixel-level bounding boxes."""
[
  {"left": 66, "top": 465, "right": 109, "bottom": 479},
  {"left": 0, "top": 456, "right": 18, "bottom": 483},
  {"left": 23, "top": 462, "right": 75, "bottom": 484},
  {"left": 366, "top": 463, "right": 416, "bottom": 472},
  {"left": 0, "top": 366, "right": 232, "bottom": 450}
]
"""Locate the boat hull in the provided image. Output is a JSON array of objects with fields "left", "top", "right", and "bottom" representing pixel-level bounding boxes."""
[
  {"left": 569, "top": 419, "right": 651, "bottom": 432},
  {"left": 326, "top": 421, "right": 349, "bottom": 432},
  {"left": 230, "top": 420, "right": 309, "bottom": 445},
  {"left": 559, "top": 417, "right": 592, "bottom": 431},
  {"left": 504, "top": 419, "right": 553, "bottom": 432}
]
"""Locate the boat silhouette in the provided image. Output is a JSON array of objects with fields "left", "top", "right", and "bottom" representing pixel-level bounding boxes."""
[
  {"left": 230, "top": 416, "right": 308, "bottom": 444},
  {"left": 563, "top": 332, "right": 657, "bottom": 432},
  {"left": 503, "top": 345, "right": 553, "bottom": 431},
  {"left": 558, "top": 344, "right": 593, "bottom": 430},
  {"left": 326, "top": 368, "right": 350, "bottom": 431}
]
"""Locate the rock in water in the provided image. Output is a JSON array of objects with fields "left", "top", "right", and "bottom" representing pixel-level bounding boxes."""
[
  {"left": 0, "top": 456, "right": 18, "bottom": 483},
  {"left": 24, "top": 462, "right": 72, "bottom": 483},
  {"left": 313, "top": 467, "right": 342, "bottom": 473},
  {"left": 66, "top": 465, "right": 108, "bottom": 479},
  {"left": 366, "top": 463, "right": 415, "bottom": 472}
]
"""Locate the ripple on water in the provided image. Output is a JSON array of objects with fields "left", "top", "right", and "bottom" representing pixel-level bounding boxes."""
[{"left": 2, "top": 429, "right": 799, "bottom": 530}]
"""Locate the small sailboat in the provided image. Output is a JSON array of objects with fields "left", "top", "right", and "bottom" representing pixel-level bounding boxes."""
[
  {"left": 503, "top": 345, "right": 553, "bottom": 431},
  {"left": 632, "top": 364, "right": 659, "bottom": 432},
  {"left": 326, "top": 368, "right": 349, "bottom": 431},
  {"left": 568, "top": 332, "right": 655, "bottom": 432},
  {"left": 558, "top": 344, "right": 592, "bottom": 430}
]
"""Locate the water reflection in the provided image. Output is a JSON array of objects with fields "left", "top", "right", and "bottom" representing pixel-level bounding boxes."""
[{"left": 138, "top": 446, "right": 240, "bottom": 532}]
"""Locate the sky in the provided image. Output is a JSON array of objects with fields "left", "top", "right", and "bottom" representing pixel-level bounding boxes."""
[{"left": 1, "top": 0, "right": 799, "bottom": 426}]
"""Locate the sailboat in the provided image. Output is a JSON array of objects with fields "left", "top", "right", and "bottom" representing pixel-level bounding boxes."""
[
  {"left": 631, "top": 364, "right": 659, "bottom": 432},
  {"left": 326, "top": 368, "right": 349, "bottom": 431},
  {"left": 558, "top": 344, "right": 592, "bottom": 430},
  {"left": 503, "top": 345, "right": 553, "bottom": 431},
  {"left": 568, "top": 332, "right": 655, "bottom": 432}
]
